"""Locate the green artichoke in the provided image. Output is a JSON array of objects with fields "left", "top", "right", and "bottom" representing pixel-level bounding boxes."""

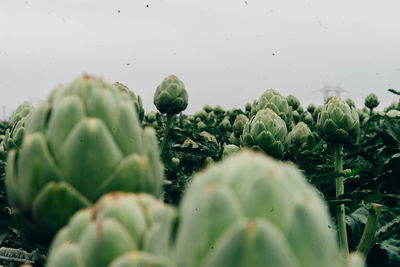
[
  {"left": 232, "top": 114, "right": 249, "bottom": 138},
  {"left": 292, "top": 110, "right": 300, "bottom": 124},
  {"left": 218, "top": 117, "right": 231, "bottom": 131},
  {"left": 114, "top": 82, "right": 145, "bottom": 121},
  {"left": 47, "top": 192, "right": 176, "bottom": 267},
  {"left": 364, "top": 93, "right": 379, "bottom": 110},
  {"left": 307, "top": 104, "right": 316, "bottom": 114},
  {"left": 3, "top": 101, "right": 34, "bottom": 151},
  {"left": 6, "top": 75, "right": 164, "bottom": 243},
  {"left": 203, "top": 104, "right": 213, "bottom": 113},
  {"left": 317, "top": 97, "right": 360, "bottom": 144},
  {"left": 175, "top": 151, "right": 343, "bottom": 267},
  {"left": 345, "top": 98, "right": 355, "bottom": 109},
  {"left": 304, "top": 113, "right": 314, "bottom": 126},
  {"left": 251, "top": 89, "right": 293, "bottom": 126},
  {"left": 241, "top": 108, "right": 289, "bottom": 159},
  {"left": 213, "top": 105, "right": 225, "bottom": 115},
  {"left": 154, "top": 75, "right": 188, "bottom": 115},
  {"left": 288, "top": 122, "right": 312, "bottom": 147},
  {"left": 286, "top": 94, "right": 300, "bottom": 111},
  {"left": 222, "top": 144, "right": 240, "bottom": 158}
]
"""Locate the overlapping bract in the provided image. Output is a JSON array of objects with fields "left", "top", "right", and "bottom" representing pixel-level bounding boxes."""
[
  {"left": 316, "top": 97, "right": 360, "bottom": 143},
  {"left": 2, "top": 101, "right": 33, "bottom": 151},
  {"left": 289, "top": 122, "right": 312, "bottom": 147},
  {"left": 154, "top": 75, "right": 188, "bottom": 115},
  {"left": 364, "top": 93, "right": 379, "bottom": 110},
  {"left": 47, "top": 192, "right": 176, "bottom": 267},
  {"left": 175, "top": 151, "right": 342, "bottom": 267},
  {"left": 250, "top": 89, "right": 293, "bottom": 126},
  {"left": 114, "top": 82, "right": 145, "bottom": 121},
  {"left": 6, "top": 75, "right": 164, "bottom": 243},
  {"left": 241, "top": 108, "right": 288, "bottom": 159}
]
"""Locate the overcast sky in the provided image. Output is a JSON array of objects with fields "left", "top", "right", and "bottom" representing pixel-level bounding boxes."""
[{"left": 1, "top": 0, "right": 400, "bottom": 119}]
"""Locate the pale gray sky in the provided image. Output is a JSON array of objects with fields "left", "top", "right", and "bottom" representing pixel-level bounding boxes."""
[{"left": 1, "top": 0, "right": 400, "bottom": 119}]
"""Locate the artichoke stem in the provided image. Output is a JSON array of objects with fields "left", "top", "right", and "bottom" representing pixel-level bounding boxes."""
[
  {"left": 160, "top": 114, "right": 174, "bottom": 160},
  {"left": 334, "top": 143, "right": 349, "bottom": 256},
  {"left": 357, "top": 203, "right": 382, "bottom": 257}
]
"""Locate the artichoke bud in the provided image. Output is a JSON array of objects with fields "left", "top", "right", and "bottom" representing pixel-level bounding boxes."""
[
  {"left": 114, "top": 82, "right": 145, "bottom": 121},
  {"left": 317, "top": 97, "right": 360, "bottom": 144},
  {"left": 146, "top": 111, "right": 157, "bottom": 123},
  {"left": 251, "top": 89, "right": 293, "bottom": 127},
  {"left": 364, "top": 93, "right": 380, "bottom": 110},
  {"left": 47, "top": 192, "right": 177, "bottom": 267},
  {"left": 195, "top": 110, "right": 208, "bottom": 120},
  {"left": 175, "top": 151, "right": 341, "bottom": 267},
  {"left": 3, "top": 101, "right": 34, "bottom": 152},
  {"left": 153, "top": 75, "right": 188, "bottom": 115},
  {"left": 289, "top": 122, "right": 312, "bottom": 147},
  {"left": 286, "top": 94, "right": 300, "bottom": 111},
  {"left": 204, "top": 156, "right": 214, "bottom": 166},
  {"left": 292, "top": 110, "right": 300, "bottom": 124},
  {"left": 5, "top": 75, "right": 165, "bottom": 244},
  {"left": 203, "top": 104, "right": 213, "bottom": 113},
  {"left": 232, "top": 114, "right": 249, "bottom": 138},
  {"left": 345, "top": 98, "right": 356, "bottom": 109},
  {"left": 219, "top": 118, "right": 231, "bottom": 131},
  {"left": 307, "top": 104, "right": 316, "bottom": 114},
  {"left": 200, "top": 131, "right": 217, "bottom": 144},
  {"left": 222, "top": 144, "right": 240, "bottom": 158},
  {"left": 214, "top": 105, "right": 225, "bottom": 115},
  {"left": 197, "top": 121, "right": 207, "bottom": 130},
  {"left": 240, "top": 108, "right": 289, "bottom": 159},
  {"left": 245, "top": 102, "right": 252, "bottom": 112},
  {"left": 304, "top": 113, "right": 314, "bottom": 125}
]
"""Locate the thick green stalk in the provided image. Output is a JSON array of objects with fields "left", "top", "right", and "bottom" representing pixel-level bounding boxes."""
[
  {"left": 160, "top": 114, "right": 174, "bottom": 160},
  {"left": 334, "top": 143, "right": 349, "bottom": 256},
  {"left": 357, "top": 203, "right": 382, "bottom": 257}
]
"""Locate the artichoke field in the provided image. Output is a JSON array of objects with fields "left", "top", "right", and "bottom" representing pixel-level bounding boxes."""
[{"left": 0, "top": 75, "right": 399, "bottom": 267}]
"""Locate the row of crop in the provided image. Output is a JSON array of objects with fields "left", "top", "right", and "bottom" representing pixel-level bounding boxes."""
[{"left": 0, "top": 74, "right": 399, "bottom": 266}]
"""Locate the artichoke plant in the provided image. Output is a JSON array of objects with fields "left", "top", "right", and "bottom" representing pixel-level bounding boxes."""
[
  {"left": 288, "top": 122, "right": 311, "bottom": 148},
  {"left": 241, "top": 108, "right": 289, "bottom": 159},
  {"left": 251, "top": 89, "right": 293, "bottom": 127},
  {"left": 6, "top": 75, "right": 164, "bottom": 243},
  {"left": 114, "top": 82, "right": 145, "bottom": 121},
  {"left": 317, "top": 97, "right": 360, "bottom": 254},
  {"left": 232, "top": 114, "right": 248, "bottom": 138},
  {"left": 47, "top": 192, "right": 176, "bottom": 267},
  {"left": 316, "top": 97, "right": 360, "bottom": 144},
  {"left": 154, "top": 75, "right": 188, "bottom": 115},
  {"left": 345, "top": 98, "right": 355, "bottom": 109},
  {"left": 307, "top": 104, "right": 316, "bottom": 114},
  {"left": 3, "top": 101, "right": 34, "bottom": 152},
  {"left": 286, "top": 94, "right": 300, "bottom": 111},
  {"left": 222, "top": 144, "right": 240, "bottom": 158},
  {"left": 364, "top": 93, "right": 379, "bottom": 111},
  {"left": 175, "top": 151, "right": 349, "bottom": 267}
]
